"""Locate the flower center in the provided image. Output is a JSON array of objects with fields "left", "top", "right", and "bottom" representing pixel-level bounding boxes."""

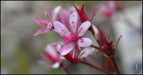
[{"left": 65, "top": 33, "right": 79, "bottom": 42}]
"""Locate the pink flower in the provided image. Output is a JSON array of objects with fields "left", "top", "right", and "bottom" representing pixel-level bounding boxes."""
[
  {"left": 38, "top": 44, "right": 65, "bottom": 69},
  {"left": 52, "top": 12, "right": 92, "bottom": 57},
  {"left": 33, "top": 6, "right": 62, "bottom": 36},
  {"left": 100, "top": 1, "right": 116, "bottom": 19}
]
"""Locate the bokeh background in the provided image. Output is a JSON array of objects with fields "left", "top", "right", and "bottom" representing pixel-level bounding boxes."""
[{"left": 1, "top": 1, "right": 142, "bottom": 74}]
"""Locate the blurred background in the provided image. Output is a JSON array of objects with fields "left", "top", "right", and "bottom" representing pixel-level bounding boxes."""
[{"left": 1, "top": 1, "right": 142, "bottom": 74}]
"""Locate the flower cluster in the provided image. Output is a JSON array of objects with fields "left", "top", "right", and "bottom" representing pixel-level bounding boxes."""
[
  {"left": 33, "top": 3, "right": 122, "bottom": 74},
  {"left": 34, "top": 5, "right": 97, "bottom": 68}
]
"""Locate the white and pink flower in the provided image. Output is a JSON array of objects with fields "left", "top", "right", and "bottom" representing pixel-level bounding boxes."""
[
  {"left": 33, "top": 6, "right": 62, "bottom": 36},
  {"left": 52, "top": 12, "right": 93, "bottom": 57},
  {"left": 38, "top": 44, "right": 65, "bottom": 69}
]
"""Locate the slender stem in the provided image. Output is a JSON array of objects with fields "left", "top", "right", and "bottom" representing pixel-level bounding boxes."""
[
  {"left": 90, "top": 45, "right": 101, "bottom": 50},
  {"left": 79, "top": 60, "right": 113, "bottom": 74},
  {"left": 110, "top": 56, "right": 120, "bottom": 74},
  {"left": 60, "top": 63, "right": 71, "bottom": 74}
]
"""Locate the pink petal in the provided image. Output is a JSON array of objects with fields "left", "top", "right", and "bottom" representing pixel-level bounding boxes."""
[
  {"left": 55, "top": 44, "right": 62, "bottom": 51},
  {"left": 69, "top": 12, "right": 78, "bottom": 33},
  {"left": 78, "top": 21, "right": 91, "bottom": 37},
  {"left": 60, "top": 43, "right": 75, "bottom": 55},
  {"left": 33, "top": 17, "right": 49, "bottom": 27},
  {"left": 46, "top": 22, "right": 53, "bottom": 29},
  {"left": 33, "top": 29, "right": 49, "bottom": 36},
  {"left": 79, "top": 47, "right": 95, "bottom": 58},
  {"left": 53, "top": 6, "right": 62, "bottom": 21},
  {"left": 77, "top": 37, "right": 92, "bottom": 47},
  {"left": 53, "top": 21, "right": 71, "bottom": 37},
  {"left": 45, "top": 45, "right": 57, "bottom": 57}
]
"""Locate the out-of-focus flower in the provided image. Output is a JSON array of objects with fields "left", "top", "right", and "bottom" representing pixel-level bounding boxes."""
[
  {"left": 99, "top": 1, "right": 122, "bottom": 20},
  {"left": 33, "top": 6, "right": 62, "bottom": 36},
  {"left": 38, "top": 44, "right": 65, "bottom": 69},
  {"left": 52, "top": 12, "right": 92, "bottom": 57}
]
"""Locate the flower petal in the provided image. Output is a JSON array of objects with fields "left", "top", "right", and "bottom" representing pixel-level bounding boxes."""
[
  {"left": 79, "top": 47, "right": 95, "bottom": 58},
  {"left": 33, "top": 29, "right": 49, "bottom": 36},
  {"left": 60, "top": 43, "right": 75, "bottom": 55},
  {"left": 54, "top": 21, "right": 71, "bottom": 37},
  {"left": 52, "top": 62, "right": 60, "bottom": 69},
  {"left": 45, "top": 45, "right": 57, "bottom": 57},
  {"left": 52, "top": 6, "right": 62, "bottom": 21},
  {"left": 77, "top": 37, "right": 92, "bottom": 47},
  {"left": 69, "top": 12, "right": 78, "bottom": 33},
  {"left": 92, "top": 25, "right": 99, "bottom": 39},
  {"left": 78, "top": 21, "right": 91, "bottom": 37},
  {"left": 55, "top": 44, "right": 62, "bottom": 51},
  {"left": 46, "top": 22, "right": 53, "bottom": 29},
  {"left": 54, "top": 6, "right": 62, "bottom": 16},
  {"left": 33, "top": 17, "right": 49, "bottom": 27}
]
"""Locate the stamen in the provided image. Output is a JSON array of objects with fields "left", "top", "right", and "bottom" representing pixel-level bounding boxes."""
[
  {"left": 115, "top": 35, "right": 123, "bottom": 48},
  {"left": 72, "top": 48, "right": 75, "bottom": 59},
  {"left": 78, "top": 51, "right": 85, "bottom": 58},
  {"left": 78, "top": 27, "right": 83, "bottom": 34},
  {"left": 91, "top": 5, "right": 102, "bottom": 21},
  {"left": 106, "top": 34, "right": 111, "bottom": 41},
  {"left": 77, "top": 44, "right": 80, "bottom": 54},
  {"left": 91, "top": 7, "right": 96, "bottom": 21}
]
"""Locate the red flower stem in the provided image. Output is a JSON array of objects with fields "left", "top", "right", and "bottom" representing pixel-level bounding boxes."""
[
  {"left": 79, "top": 60, "right": 113, "bottom": 74},
  {"left": 60, "top": 63, "right": 71, "bottom": 74},
  {"left": 90, "top": 45, "right": 101, "bottom": 50},
  {"left": 110, "top": 56, "right": 120, "bottom": 74}
]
